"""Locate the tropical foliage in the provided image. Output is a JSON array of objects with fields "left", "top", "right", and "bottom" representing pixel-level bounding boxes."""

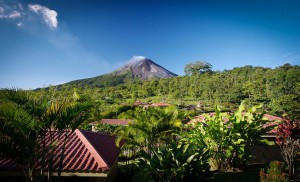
[
  {"left": 93, "top": 123, "right": 123, "bottom": 133},
  {"left": 137, "top": 140, "right": 211, "bottom": 181},
  {"left": 1, "top": 63, "right": 299, "bottom": 181},
  {"left": 114, "top": 106, "right": 212, "bottom": 181},
  {"left": 0, "top": 89, "right": 91, "bottom": 181},
  {"left": 273, "top": 118, "right": 300, "bottom": 175},
  {"left": 39, "top": 63, "right": 300, "bottom": 119},
  {"left": 113, "top": 102, "right": 279, "bottom": 180},
  {"left": 187, "top": 102, "right": 275, "bottom": 170},
  {"left": 115, "top": 106, "right": 182, "bottom": 152},
  {"left": 0, "top": 89, "right": 42, "bottom": 181}
]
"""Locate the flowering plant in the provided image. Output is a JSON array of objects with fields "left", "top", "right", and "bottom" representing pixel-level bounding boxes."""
[
  {"left": 260, "top": 161, "right": 289, "bottom": 182},
  {"left": 273, "top": 118, "right": 300, "bottom": 175}
]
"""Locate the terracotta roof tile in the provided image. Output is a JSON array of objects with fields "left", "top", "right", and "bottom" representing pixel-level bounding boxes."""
[
  {"left": 0, "top": 158, "right": 20, "bottom": 169},
  {"left": 80, "top": 130, "right": 121, "bottom": 168}
]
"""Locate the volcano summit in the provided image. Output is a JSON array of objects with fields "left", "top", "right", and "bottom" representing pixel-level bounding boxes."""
[{"left": 66, "top": 56, "right": 177, "bottom": 87}]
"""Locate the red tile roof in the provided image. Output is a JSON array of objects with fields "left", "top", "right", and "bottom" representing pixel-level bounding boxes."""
[
  {"left": 132, "top": 100, "right": 148, "bottom": 106},
  {"left": 188, "top": 113, "right": 282, "bottom": 127},
  {"left": 90, "top": 119, "right": 131, "bottom": 126},
  {"left": 0, "top": 158, "right": 20, "bottom": 170},
  {"left": 0, "top": 129, "right": 122, "bottom": 172}
]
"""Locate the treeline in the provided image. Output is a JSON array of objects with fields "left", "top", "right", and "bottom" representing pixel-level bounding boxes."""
[{"left": 34, "top": 63, "right": 300, "bottom": 119}]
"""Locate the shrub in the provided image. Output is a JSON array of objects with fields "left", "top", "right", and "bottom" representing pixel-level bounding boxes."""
[
  {"left": 136, "top": 140, "right": 211, "bottom": 181},
  {"left": 260, "top": 161, "right": 289, "bottom": 182},
  {"left": 273, "top": 118, "right": 300, "bottom": 175},
  {"left": 94, "top": 123, "right": 121, "bottom": 133}
]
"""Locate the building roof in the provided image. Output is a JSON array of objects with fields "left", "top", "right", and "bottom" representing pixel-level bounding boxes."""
[
  {"left": 188, "top": 113, "right": 282, "bottom": 127},
  {"left": 90, "top": 119, "right": 131, "bottom": 126},
  {"left": 150, "top": 103, "right": 171, "bottom": 107},
  {"left": 132, "top": 100, "right": 148, "bottom": 106},
  {"left": 128, "top": 100, "right": 171, "bottom": 107},
  {"left": 0, "top": 129, "right": 122, "bottom": 173}
]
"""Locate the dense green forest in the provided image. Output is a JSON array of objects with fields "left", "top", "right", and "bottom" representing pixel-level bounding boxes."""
[{"left": 35, "top": 63, "right": 300, "bottom": 119}]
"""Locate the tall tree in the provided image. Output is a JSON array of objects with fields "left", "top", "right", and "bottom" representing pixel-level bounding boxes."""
[{"left": 184, "top": 61, "right": 212, "bottom": 76}]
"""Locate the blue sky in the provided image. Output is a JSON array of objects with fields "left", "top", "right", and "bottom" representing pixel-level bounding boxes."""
[{"left": 0, "top": 0, "right": 300, "bottom": 89}]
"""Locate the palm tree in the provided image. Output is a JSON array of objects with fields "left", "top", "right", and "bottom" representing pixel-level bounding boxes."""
[
  {"left": 115, "top": 106, "right": 182, "bottom": 155},
  {"left": 47, "top": 98, "right": 91, "bottom": 180},
  {"left": 0, "top": 89, "right": 91, "bottom": 181},
  {"left": 0, "top": 89, "right": 41, "bottom": 181},
  {"left": 33, "top": 93, "right": 91, "bottom": 181}
]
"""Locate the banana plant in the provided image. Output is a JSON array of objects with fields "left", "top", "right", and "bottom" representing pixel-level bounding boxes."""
[{"left": 193, "top": 101, "right": 275, "bottom": 170}]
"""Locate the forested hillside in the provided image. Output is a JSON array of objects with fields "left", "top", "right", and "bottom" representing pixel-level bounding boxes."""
[{"left": 34, "top": 63, "right": 300, "bottom": 119}]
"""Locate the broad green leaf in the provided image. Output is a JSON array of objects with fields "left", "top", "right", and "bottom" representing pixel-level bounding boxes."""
[
  {"left": 186, "top": 154, "right": 196, "bottom": 163},
  {"left": 225, "top": 149, "right": 231, "bottom": 157},
  {"left": 260, "top": 138, "right": 275, "bottom": 145},
  {"left": 234, "top": 139, "right": 245, "bottom": 145}
]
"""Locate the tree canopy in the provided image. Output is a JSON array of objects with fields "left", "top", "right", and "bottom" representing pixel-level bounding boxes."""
[{"left": 184, "top": 61, "right": 213, "bottom": 75}]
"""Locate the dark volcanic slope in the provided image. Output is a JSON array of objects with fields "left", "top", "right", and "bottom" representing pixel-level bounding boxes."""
[
  {"left": 65, "top": 56, "right": 177, "bottom": 88},
  {"left": 113, "top": 56, "right": 178, "bottom": 79}
]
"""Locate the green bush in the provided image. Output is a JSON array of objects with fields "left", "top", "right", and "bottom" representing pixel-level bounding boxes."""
[
  {"left": 260, "top": 161, "right": 289, "bottom": 182},
  {"left": 136, "top": 140, "right": 211, "bottom": 181}
]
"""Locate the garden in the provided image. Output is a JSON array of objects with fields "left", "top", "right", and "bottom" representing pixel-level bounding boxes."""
[
  {"left": 112, "top": 103, "right": 300, "bottom": 181},
  {"left": 0, "top": 87, "right": 299, "bottom": 182}
]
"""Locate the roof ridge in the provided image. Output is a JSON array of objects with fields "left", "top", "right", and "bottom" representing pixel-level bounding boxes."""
[
  {"left": 80, "top": 129, "right": 114, "bottom": 137},
  {"left": 102, "top": 118, "right": 129, "bottom": 120},
  {"left": 75, "top": 129, "right": 109, "bottom": 169}
]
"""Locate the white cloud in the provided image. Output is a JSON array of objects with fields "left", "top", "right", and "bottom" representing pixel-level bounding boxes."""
[
  {"left": 17, "top": 21, "right": 22, "bottom": 27},
  {"left": 8, "top": 11, "right": 20, "bottom": 18},
  {"left": 0, "top": 4, "right": 21, "bottom": 19},
  {"left": 0, "top": 2, "right": 22, "bottom": 25},
  {"left": 0, "top": 10, "right": 21, "bottom": 19},
  {"left": 0, "top": 2, "right": 58, "bottom": 30},
  {"left": 28, "top": 4, "right": 58, "bottom": 29}
]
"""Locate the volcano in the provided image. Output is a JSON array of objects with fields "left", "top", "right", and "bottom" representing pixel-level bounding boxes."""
[{"left": 66, "top": 56, "right": 177, "bottom": 87}]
